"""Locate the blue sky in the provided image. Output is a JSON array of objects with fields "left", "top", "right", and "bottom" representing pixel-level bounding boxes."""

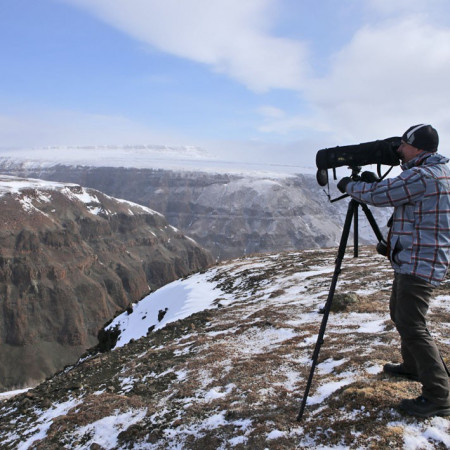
[{"left": 1, "top": 0, "right": 450, "bottom": 166}]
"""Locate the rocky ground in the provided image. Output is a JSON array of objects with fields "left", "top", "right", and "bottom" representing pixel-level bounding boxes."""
[{"left": 0, "top": 246, "right": 449, "bottom": 449}]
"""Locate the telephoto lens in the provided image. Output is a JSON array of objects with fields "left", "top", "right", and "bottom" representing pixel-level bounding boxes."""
[{"left": 316, "top": 137, "right": 401, "bottom": 171}]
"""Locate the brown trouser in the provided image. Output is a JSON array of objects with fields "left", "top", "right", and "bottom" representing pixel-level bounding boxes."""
[{"left": 390, "top": 272, "right": 450, "bottom": 406}]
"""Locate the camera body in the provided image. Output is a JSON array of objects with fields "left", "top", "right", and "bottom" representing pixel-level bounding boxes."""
[{"left": 316, "top": 137, "right": 401, "bottom": 186}]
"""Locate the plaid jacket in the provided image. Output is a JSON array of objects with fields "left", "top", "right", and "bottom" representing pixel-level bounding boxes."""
[{"left": 346, "top": 152, "right": 450, "bottom": 285}]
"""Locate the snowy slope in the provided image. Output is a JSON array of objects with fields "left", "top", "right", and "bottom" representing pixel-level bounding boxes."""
[
  {"left": 0, "top": 174, "right": 162, "bottom": 217},
  {"left": 1, "top": 247, "right": 448, "bottom": 448},
  {"left": 105, "top": 271, "right": 225, "bottom": 348}
]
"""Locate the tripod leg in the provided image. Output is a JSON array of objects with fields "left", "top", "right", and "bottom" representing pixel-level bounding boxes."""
[{"left": 297, "top": 200, "right": 358, "bottom": 421}]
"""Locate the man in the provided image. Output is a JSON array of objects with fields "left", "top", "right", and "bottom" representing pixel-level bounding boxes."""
[{"left": 337, "top": 124, "right": 450, "bottom": 418}]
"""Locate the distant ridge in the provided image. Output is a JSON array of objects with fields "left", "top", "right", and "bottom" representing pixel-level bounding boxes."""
[
  {"left": 0, "top": 160, "right": 392, "bottom": 261},
  {"left": 0, "top": 144, "right": 315, "bottom": 175}
]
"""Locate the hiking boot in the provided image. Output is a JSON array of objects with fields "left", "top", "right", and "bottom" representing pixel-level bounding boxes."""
[
  {"left": 399, "top": 395, "right": 450, "bottom": 418},
  {"left": 383, "top": 363, "right": 418, "bottom": 381}
]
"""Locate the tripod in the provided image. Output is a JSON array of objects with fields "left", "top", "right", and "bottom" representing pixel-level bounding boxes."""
[{"left": 297, "top": 196, "right": 385, "bottom": 421}]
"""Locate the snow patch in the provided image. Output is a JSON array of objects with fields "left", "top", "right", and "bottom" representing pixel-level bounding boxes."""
[
  {"left": 16, "top": 398, "right": 81, "bottom": 450},
  {"left": 317, "top": 358, "right": 347, "bottom": 374},
  {"left": 72, "top": 409, "right": 147, "bottom": 450},
  {"left": 106, "top": 271, "right": 228, "bottom": 348},
  {"left": 267, "top": 429, "right": 287, "bottom": 440},
  {"left": 307, "top": 378, "right": 355, "bottom": 405}
]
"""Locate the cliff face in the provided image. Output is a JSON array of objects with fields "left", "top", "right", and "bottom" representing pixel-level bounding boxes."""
[
  {"left": 0, "top": 176, "right": 212, "bottom": 390},
  {"left": 0, "top": 163, "right": 392, "bottom": 261}
]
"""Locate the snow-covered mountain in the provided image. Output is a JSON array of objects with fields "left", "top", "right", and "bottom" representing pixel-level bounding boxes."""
[
  {"left": 1, "top": 247, "right": 448, "bottom": 448},
  {"left": 0, "top": 149, "right": 393, "bottom": 261}
]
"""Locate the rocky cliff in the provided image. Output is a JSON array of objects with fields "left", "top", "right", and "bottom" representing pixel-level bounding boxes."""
[
  {"left": 0, "top": 162, "right": 392, "bottom": 261},
  {"left": 0, "top": 175, "right": 212, "bottom": 390}
]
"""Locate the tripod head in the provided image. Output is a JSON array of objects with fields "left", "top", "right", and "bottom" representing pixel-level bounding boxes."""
[
  {"left": 323, "top": 165, "right": 362, "bottom": 204},
  {"left": 349, "top": 166, "right": 362, "bottom": 180}
]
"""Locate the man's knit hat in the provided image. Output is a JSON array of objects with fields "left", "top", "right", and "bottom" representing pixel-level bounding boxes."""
[{"left": 402, "top": 124, "right": 439, "bottom": 152}]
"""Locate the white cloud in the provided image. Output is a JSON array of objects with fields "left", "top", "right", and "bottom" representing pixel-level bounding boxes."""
[
  {"left": 59, "top": 0, "right": 310, "bottom": 93},
  {"left": 257, "top": 14, "right": 450, "bottom": 156},
  {"left": 307, "top": 16, "right": 450, "bottom": 142}
]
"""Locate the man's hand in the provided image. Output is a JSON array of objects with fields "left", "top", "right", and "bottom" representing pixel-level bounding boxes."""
[
  {"left": 360, "top": 171, "right": 380, "bottom": 183},
  {"left": 337, "top": 177, "right": 352, "bottom": 193}
]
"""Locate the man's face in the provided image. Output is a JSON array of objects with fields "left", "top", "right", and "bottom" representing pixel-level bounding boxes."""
[{"left": 397, "top": 141, "right": 421, "bottom": 163}]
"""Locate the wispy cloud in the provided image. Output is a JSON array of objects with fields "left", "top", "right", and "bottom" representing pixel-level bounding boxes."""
[
  {"left": 310, "top": 15, "right": 450, "bottom": 143},
  {"left": 59, "top": 0, "right": 310, "bottom": 93},
  {"left": 257, "top": 12, "right": 450, "bottom": 149}
]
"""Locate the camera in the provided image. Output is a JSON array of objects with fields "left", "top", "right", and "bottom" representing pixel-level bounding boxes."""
[{"left": 316, "top": 136, "right": 401, "bottom": 186}]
